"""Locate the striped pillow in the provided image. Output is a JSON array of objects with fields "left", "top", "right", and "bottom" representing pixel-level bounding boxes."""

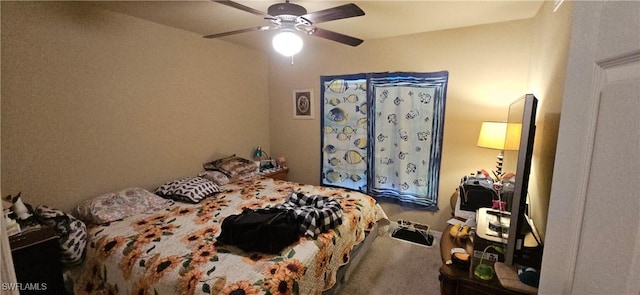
[{"left": 155, "top": 177, "right": 220, "bottom": 203}]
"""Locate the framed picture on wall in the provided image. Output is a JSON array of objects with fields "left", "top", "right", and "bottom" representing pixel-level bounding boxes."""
[{"left": 293, "top": 89, "right": 314, "bottom": 119}]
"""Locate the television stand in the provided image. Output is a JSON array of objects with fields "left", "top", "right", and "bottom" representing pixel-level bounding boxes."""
[{"left": 439, "top": 224, "right": 528, "bottom": 295}]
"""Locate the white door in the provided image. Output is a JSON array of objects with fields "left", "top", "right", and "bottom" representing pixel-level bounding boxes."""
[{"left": 540, "top": 1, "right": 640, "bottom": 294}]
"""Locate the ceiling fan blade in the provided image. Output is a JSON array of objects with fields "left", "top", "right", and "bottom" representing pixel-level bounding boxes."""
[
  {"left": 300, "top": 3, "right": 365, "bottom": 24},
  {"left": 203, "top": 26, "right": 271, "bottom": 39},
  {"left": 212, "top": 0, "right": 271, "bottom": 18},
  {"left": 310, "top": 27, "right": 363, "bottom": 47}
]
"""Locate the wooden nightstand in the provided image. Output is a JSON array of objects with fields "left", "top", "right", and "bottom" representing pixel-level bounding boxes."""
[
  {"left": 260, "top": 167, "right": 289, "bottom": 181},
  {"left": 9, "top": 226, "right": 65, "bottom": 294},
  {"left": 439, "top": 224, "right": 524, "bottom": 295}
]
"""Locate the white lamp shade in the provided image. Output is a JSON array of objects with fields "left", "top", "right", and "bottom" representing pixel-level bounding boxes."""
[
  {"left": 477, "top": 121, "right": 507, "bottom": 150},
  {"left": 272, "top": 31, "right": 303, "bottom": 57},
  {"left": 504, "top": 122, "right": 522, "bottom": 151}
]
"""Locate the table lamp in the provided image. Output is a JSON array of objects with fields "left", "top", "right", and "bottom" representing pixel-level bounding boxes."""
[
  {"left": 253, "top": 146, "right": 269, "bottom": 160},
  {"left": 477, "top": 121, "right": 508, "bottom": 176}
]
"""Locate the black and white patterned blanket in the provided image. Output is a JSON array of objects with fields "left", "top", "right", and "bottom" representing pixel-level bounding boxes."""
[{"left": 272, "top": 192, "right": 343, "bottom": 238}]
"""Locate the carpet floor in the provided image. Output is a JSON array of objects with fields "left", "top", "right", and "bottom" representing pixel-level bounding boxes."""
[{"left": 337, "top": 232, "right": 443, "bottom": 295}]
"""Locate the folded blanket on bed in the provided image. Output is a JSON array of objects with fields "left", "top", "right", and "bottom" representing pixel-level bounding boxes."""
[{"left": 273, "top": 192, "right": 343, "bottom": 238}]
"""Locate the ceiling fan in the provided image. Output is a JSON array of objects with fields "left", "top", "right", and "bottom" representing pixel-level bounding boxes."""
[{"left": 203, "top": 0, "right": 365, "bottom": 56}]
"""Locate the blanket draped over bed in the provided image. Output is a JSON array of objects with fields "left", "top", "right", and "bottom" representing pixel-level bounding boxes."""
[{"left": 70, "top": 177, "right": 388, "bottom": 295}]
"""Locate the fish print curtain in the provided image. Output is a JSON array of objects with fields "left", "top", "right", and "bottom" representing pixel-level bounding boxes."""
[
  {"left": 321, "top": 71, "right": 448, "bottom": 210},
  {"left": 321, "top": 74, "right": 369, "bottom": 192}
]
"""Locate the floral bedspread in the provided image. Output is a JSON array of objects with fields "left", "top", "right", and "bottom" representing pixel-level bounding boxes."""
[{"left": 70, "top": 177, "right": 388, "bottom": 295}]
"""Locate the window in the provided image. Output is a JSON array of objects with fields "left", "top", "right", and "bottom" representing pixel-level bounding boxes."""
[{"left": 320, "top": 71, "right": 449, "bottom": 210}]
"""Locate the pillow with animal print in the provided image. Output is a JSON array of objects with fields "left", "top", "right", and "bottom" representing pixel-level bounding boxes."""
[
  {"left": 155, "top": 176, "right": 220, "bottom": 203},
  {"left": 202, "top": 155, "right": 258, "bottom": 181},
  {"left": 35, "top": 205, "right": 87, "bottom": 266}
]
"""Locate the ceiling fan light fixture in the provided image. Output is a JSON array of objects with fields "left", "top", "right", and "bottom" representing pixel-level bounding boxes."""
[
  {"left": 272, "top": 30, "right": 303, "bottom": 57},
  {"left": 208, "top": 1, "right": 365, "bottom": 52}
]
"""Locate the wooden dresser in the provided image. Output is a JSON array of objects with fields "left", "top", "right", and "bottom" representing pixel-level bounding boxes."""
[{"left": 9, "top": 226, "right": 65, "bottom": 294}]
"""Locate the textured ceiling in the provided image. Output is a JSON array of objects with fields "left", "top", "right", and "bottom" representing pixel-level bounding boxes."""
[{"left": 96, "top": 1, "right": 544, "bottom": 51}]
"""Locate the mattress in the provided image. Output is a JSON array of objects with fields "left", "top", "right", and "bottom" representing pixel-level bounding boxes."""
[{"left": 69, "top": 177, "right": 388, "bottom": 295}]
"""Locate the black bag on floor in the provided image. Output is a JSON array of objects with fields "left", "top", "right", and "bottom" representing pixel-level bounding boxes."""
[{"left": 217, "top": 208, "right": 300, "bottom": 254}]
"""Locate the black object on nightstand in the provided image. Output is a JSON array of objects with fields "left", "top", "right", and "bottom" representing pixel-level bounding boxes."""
[{"left": 9, "top": 226, "right": 65, "bottom": 294}]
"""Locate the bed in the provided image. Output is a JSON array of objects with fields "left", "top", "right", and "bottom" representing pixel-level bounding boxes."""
[{"left": 68, "top": 176, "right": 388, "bottom": 295}]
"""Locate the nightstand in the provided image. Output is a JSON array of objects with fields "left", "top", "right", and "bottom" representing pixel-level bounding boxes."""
[
  {"left": 9, "top": 226, "right": 65, "bottom": 294},
  {"left": 260, "top": 167, "right": 289, "bottom": 181},
  {"left": 439, "top": 224, "right": 524, "bottom": 295}
]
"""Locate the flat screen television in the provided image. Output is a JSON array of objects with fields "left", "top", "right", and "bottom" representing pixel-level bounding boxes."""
[{"left": 502, "top": 94, "right": 540, "bottom": 266}]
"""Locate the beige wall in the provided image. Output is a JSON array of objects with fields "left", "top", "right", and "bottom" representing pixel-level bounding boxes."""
[
  {"left": 269, "top": 4, "right": 572, "bottom": 234},
  {"left": 525, "top": 1, "right": 573, "bottom": 241},
  {"left": 269, "top": 20, "right": 535, "bottom": 231},
  {"left": 1, "top": 2, "right": 270, "bottom": 212},
  {"left": 1, "top": 2, "right": 571, "bottom": 236}
]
